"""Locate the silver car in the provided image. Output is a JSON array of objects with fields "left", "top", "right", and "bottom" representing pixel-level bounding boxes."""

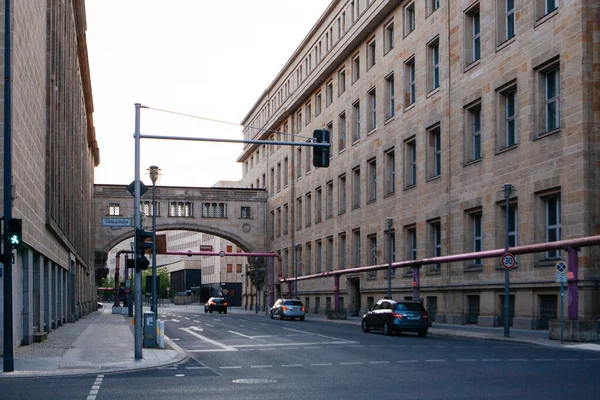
[{"left": 270, "top": 298, "right": 305, "bottom": 321}]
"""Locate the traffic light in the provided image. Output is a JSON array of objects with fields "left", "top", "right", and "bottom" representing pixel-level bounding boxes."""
[
  {"left": 136, "top": 256, "right": 150, "bottom": 271},
  {"left": 6, "top": 218, "right": 22, "bottom": 249},
  {"left": 312, "top": 129, "right": 330, "bottom": 168},
  {"left": 135, "top": 228, "right": 153, "bottom": 255}
]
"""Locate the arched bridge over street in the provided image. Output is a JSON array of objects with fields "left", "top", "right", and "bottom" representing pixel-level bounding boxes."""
[{"left": 94, "top": 184, "right": 268, "bottom": 269}]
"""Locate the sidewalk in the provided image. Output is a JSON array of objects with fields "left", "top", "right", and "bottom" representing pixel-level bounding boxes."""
[
  {"left": 0, "top": 305, "right": 186, "bottom": 379},
  {"left": 1, "top": 304, "right": 598, "bottom": 378}
]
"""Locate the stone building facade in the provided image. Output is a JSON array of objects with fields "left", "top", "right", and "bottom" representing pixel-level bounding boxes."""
[
  {"left": 238, "top": 0, "right": 600, "bottom": 328},
  {"left": 0, "top": 0, "right": 99, "bottom": 351}
]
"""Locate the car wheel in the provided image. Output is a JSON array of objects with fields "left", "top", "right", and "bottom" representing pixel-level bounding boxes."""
[
  {"left": 224, "top": 310, "right": 227, "bottom": 314},
  {"left": 204, "top": 308, "right": 208, "bottom": 313},
  {"left": 209, "top": 310, "right": 213, "bottom": 313},
  {"left": 291, "top": 317, "right": 295, "bottom": 321},
  {"left": 418, "top": 330, "right": 428, "bottom": 338},
  {"left": 383, "top": 322, "right": 393, "bottom": 336},
  {"left": 219, "top": 311, "right": 222, "bottom": 314},
  {"left": 270, "top": 312, "right": 274, "bottom": 319},
  {"left": 361, "top": 319, "right": 370, "bottom": 333},
  {"left": 300, "top": 316, "right": 305, "bottom": 321}
]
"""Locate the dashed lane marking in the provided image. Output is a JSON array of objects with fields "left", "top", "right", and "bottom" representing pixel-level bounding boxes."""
[
  {"left": 281, "top": 364, "right": 303, "bottom": 367},
  {"left": 86, "top": 374, "right": 104, "bottom": 400}
]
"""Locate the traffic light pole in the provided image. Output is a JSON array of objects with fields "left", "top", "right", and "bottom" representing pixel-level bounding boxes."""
[
  {"left": 2, "top": 0, "right": 14, "bottom": 372},
  {"left": 133, "top": 103, "right": 143, "bottom": 359}
]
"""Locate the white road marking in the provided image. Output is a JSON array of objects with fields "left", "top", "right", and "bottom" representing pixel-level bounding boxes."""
[
  {"left": 185, "top": 317, "right": 190, "bottom": 320},
  {"left": 193, "top": 320, "right": 200, "bottom": 323},
  {"left": 340, "top": 362, "right": 363, "bottom": 365},
  {"left": 171, "top": 319, "right": 180, "bottom": 323},
  {"left": 310, "top": 363, "right": 332, "bottom": 366},
  {"left": 205, "top": 324, "right": 215, "bottom": 327},
  {"left": 180, "top": 327, "right": 237, "bottom": 351},
  {"left": 250, "top": 365, "right": 273, "bottom": 368},
  {"left": 282, "top": 327, "right": 352, "bottom": 342},
  {"left": 229, "top": 330, "right": 254, "bottom": 339},
  {"left": 87, "top": 375, "right": 104, "bottom": 400},
  {"left": 220, "top": 366, "right": 242, "bottom": 369},
  {"left": 185, "top": 367, "right": 209, "bottom": 370},
  {"left": 559, "top": 358, "right": 578, "bottom": 361},
  {"left": 282, "top": 364, "right": 303, "bottom": 367},
  {"left": 482, "top": 359, "right": 502, "bottom": 362},
  {"left": 425, "top": 359, "right": 446, "bottom": 362},
  {"left": 369, "top": 361, "right": 390, "bottom": 364},
  {"left": 398, "top": 360, "right": 419, "bottom": 363},
  {"left": 456, "top": 359, "right": 476, "bottom": 362},
  {"left": 534, "top": 358, "right": 554, "bottom": 361},
  {"left": 508, "top": 359, "right": 528, "bottom": 361}
]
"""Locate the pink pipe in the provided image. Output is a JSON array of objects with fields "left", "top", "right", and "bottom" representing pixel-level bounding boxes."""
[{"left": 114, "top": 250, "right": 133, "bottom": 307}]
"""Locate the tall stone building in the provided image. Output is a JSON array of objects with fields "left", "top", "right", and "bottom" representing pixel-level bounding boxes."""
[
  {"left": 238, "top": 0, "right": 599, "bottom": 328},
  {"left": 0, "top": 0, "right": 99, "bottom": 352}
]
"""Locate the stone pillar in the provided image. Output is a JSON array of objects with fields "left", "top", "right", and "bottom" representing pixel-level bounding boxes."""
[
  {"left": 68, "top": 256, "right": 77, "bottom": 323},
  {"left": 44, "top": 259, "right": 52, "bottom": 333},
  {"left": 52, "top": 263, "right": 58, "bottom": 329},
  {"left": 21, "top": 249, "right": 34, "bottom": 345},
  {"left": 477, "top": 290, "right": 496, "bottom": 327},
  {"left": 38, "top": 254, "right": 46, "bottom": 333},
  {"left": 62, "top": 268, "right": 67, "bottom": 324}
]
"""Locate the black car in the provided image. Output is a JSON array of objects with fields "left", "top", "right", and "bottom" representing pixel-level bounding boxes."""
[
  {"left": 362, "top": 299, "right": 429, "bottom": 337},
  {"left": 204, "top": 297, "right": 228, "bottom": 314}
]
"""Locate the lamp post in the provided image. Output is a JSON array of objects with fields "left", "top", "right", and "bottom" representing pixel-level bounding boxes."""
[
  {"left": 385, "top": 218, "right": 394, "bottom": 299},
  {"left": 502, "top": 183, "right": 515, "bottom": 337},
  {"left": 148, "top": 165, "right": 161, "bottom": 316}
]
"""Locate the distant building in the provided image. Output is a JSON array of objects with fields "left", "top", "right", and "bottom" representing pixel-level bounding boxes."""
[
  {"left": 0, "top": 0, "right": 99, "bottom": 350},
  {"left": 238, "top": 1, "right": 600, "bottom": 328}
]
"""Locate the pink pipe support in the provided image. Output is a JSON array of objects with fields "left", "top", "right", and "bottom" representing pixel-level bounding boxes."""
[{"left": 114, "top": 250, "right": 133, "bottom": 307}]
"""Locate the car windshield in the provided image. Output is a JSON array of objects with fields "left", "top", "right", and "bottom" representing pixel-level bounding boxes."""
[
  {"left": 394, "top": 303, "right": 424, "bottom": 312},
  {"left": 283, "top": 300, "right": 303, "bottom": 306}
]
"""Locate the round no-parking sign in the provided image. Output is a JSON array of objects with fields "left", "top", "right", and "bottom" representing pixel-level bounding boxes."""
[{"left": 501, "top": 253, "right": 516, "bottom": 269}]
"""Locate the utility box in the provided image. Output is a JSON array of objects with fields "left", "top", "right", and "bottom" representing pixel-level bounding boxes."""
[{"left": 143, "top": 311, "right": 156, "bottom": 348}]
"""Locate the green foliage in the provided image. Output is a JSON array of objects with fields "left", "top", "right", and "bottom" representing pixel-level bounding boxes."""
[{"left": 141, "top": 267, "right": 171, "bottom": 298}]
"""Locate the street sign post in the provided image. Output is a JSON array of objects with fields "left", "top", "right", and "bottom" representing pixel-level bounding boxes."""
[
  {"left": 555, "top": 261, "right": 568, "bottom": 343},
  {"left": 501, "top": 253, "right": 516, "bottom": 269}
]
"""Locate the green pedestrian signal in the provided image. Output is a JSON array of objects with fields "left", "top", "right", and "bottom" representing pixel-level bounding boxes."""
[{"left": 6, "top": 218, "right": 22, "bottom": 249}]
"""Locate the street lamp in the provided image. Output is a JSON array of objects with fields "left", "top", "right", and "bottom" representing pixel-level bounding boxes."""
[
  {"left": 148, "top": 165, "right": 161, "bottom": 316},
  {"left": 385, "top": 218, "right": 394, "bottom": 299}
]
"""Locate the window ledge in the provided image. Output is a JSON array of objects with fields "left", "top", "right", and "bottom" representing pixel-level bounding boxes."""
[
  {"left": 351, "top": 205, "right": 360, "bottom": 211},
  {"left": 425, "top": 270, "right": 441, "bottom": 276},
  {"left": 464, "top": 59, "right": 481, "bottom": 73},
  {"left": 352, "top": 138, "right": 361, "bottom": 146},
  {"left": 426, "top": 87, "right": 440, "bottom": 98},
  {"left": 384, "top": 191, "right": 395, "bottom": 198},
  {"left": 367, "top": 198, "right": 376, "bottom": 205},
  {"left": 534, "top": 8, "right": 559, "bottom": 28},
  {"left": 535, "top": 258, "right": 562, "bottom": 268},
  {"left": 534, "top": 128, "right": 561, "bottom": 141},
  {"left": 384, "top": 116, "right": 396, "bottom": 125},
  {"left": 464, "top": 265, "right": 483, "bottom": 272},
  {"left": 404, "top": 184, "right": 416, "bottom": 191},
  {"left": 496, "top": 36, "right": 516, "bottom": 53},
  {"left": 338, "top": 210, "right": 346, "bottom": 216},
  {"left": 404, "top": 103, "right": 416, "bottom": 113},
  {"left": 367, "top": 128, "right": 377, "bottom": 136},
  {"left": 339, "top": 147, "right": 347, "bottom": 155},
  {"left": 463, "top": 157, "right": 483, "bottom": 167},
  {"left": 403, "top": 30, "right": 414, "bottom": 39},
  {"left": 495, "top": 143, "right": 518, "bottom": 155},
  {"left": 426, "top": 174, "right": 441, "bottom": 183}
]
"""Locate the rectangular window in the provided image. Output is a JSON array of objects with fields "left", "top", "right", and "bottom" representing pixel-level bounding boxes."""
[
  {"left": 368, "top": 234, "right": 378, "bottom": 278},
  {"left": 283, "top": 204, "right": 289, "bottom": 235},
  {"left": 296, "top": 111, "right": 302, "bottom": 133},
  {"left": 368, "top": 88, "right": 377, "bottom": 132},
  {"left": 315, "top": 240, "right": 322, "bottom": 273},
  {"left": 544, "top": 67, "right": 560, "bottom": 132},
  {"left": 296, "top": 197, "right": 302, "bottom": 230},
  {"left": 305, "top": 192, "right": 312, "bottom": 227},
  {"left": 315, "top": 92, "right": 322, "bottom": 116},
  {"left": 269, "top": 167, "right": 275, "bottom": 195},
  {"left": 404, "top": 137, "right": 417, "bottom": 187},
  {"left": 305, "top": 102, "right": 312, "bottom": 125},
  {"left": 338, "top": 174, "right": 347, "bottom": 214},
  {"left": 405, "top": 57, "right": 416, "bottom": 107},
  {"left": 227, "top": 264, "right": 233, "bottom": 273},
  {"left": 305, "top": 139, "right": 312, "bottom": 174},
  {"left": 338, "top": 232, "right": 347, "bottom": 269},
  {"left": 240, "top": 206, "right": 251, "bottom": 219},
  {"left": 367, "top": 158, "right": 377, "bottom": 203},
  {"left": 326, "top": 80, "right": 333, "bottom": 106},
  {"left": 500, "top": 87, "right": 517, "bottom": 148},
  {"left": 367, "top": 38, "right": 376, "bottom": 69},
  {"left": 471, "top": 212, "right": 483, "bottom": 266},
  {"left": 385, "top": 73, "right": 395, "bottom": 120},
  {"left": 339, "top": 112, "right": 347, "bottom": 151},
  {"left": 270, "top": 211, "right": 275, "bottom": 239},
  {"left": 428, "top": 39, "right": 440, "bottom": 91},
  {"left": 352, "top": 229, "right": 361, "bottom": 267},
  {"left": 545, "top": 194, "right": 561, "bottom": 258},
  {"left": 338, "top": 69, "right": 346, "bottom": 95},
  {"left": 352, "top": 53, "right": 360, "bottom": 83},
  {"left": 538, "top": 0, "right": 558, "bottom": 18},
  {"left": 295, "top": 148, "right": 302, "bottom": 179},
  {"left": 109, "top": 203, "right": 121, "bottom": 216},
  {"left": 315, "top": 187, "right": 322, "bottom": 223},
  {"left": 430, "top": 220, "right": 442, "bottom": 271},
  {"left": 352, "top": 166, "right": 361, "bottom": 209},
  {"left": 236, "top": 264, "right": 242, "bottom": 273},
  {"left": 505, "top": 0, "right": 515, "bottom": 41},
  {"left": 306, "top": 243, "right": 312, "bottom": 275},
  {"left": 326, "top": 236, "right": 334, "bottom": 271},
  {"left": 352, "top": 100, "right": 361, "bottom": 142},
  {"left": 384, "top": 20, "right": 395, "bottom": 54},
  {"left": 283, "top": 157, "right": 289, "bottom": 187},
  {"left": 326, "top": 180, "right": 334, "bottom": 219},
  {"left": 404, "top": 2, "right": 416, "bottom": 36},
  {"left": 384, "top": 148, "right": 395, "bottom": 195},
  {"left": 276, "top": 207, "right": 281, "bottom": 237},
  {"left": 466, "top": 5, "right": 481, "bottom": 65},
  {"left": 428, "top": 0, "right": 440, "bottom": 15},
  {"left": 406, "top": 226, "right": 417, "bottom": 261},
  {"left": 427, "top": 125, "right": 441, "bottom": 178},
  {"left": 466, "top": 103, "right": 482, "bottom": 162},
  {"left": 276, "top": 162, "right": 282, "bottom": 191}
]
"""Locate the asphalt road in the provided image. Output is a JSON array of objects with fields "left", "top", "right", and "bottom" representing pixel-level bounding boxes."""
[{"left": 2, "top": 309, "right": 599, "bottom": 399}]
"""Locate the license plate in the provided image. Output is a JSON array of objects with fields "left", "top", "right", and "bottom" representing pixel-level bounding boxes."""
[{"left": 408, "top": 316, "right": 420, "bottom": 320}]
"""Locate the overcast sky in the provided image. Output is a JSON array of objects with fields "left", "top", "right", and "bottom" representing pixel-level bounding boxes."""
[{"left": 85, "top": 0, "right": 331, "bottom": 187}]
